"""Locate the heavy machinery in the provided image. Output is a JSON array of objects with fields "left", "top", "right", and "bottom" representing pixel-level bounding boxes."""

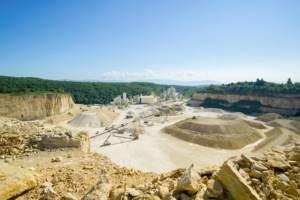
[
  {"left": 101, "top": 131, "right": 138, "bottom": 147},
  {"left": 114, "top": 133, "right": 139, "bottom": 141},
  {"left": 102, "top": 133, "right": 113, "bottom": 146}
]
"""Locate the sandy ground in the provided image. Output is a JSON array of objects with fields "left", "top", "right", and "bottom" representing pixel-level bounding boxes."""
[
  {"left": 86, "top": 103, "right": 269, "bottom": 174},
  {"left": 252, "top": 127, "right": 297, "bottom": 153},
  {"left": 39, "top": 101, "right": 299, "bottom": 174}
]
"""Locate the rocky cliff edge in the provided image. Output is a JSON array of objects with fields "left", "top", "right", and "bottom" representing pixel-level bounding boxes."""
[
  {"left": 190, "top": 93, "right": 300, "bottom": 116},
  {"left": 0, "top": 93, "right": 74, "bottom": 121}
]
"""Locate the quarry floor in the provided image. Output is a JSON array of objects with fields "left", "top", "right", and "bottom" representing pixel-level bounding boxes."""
[{"left": 55, "top": 103, "right": 273, "bottom": 174}]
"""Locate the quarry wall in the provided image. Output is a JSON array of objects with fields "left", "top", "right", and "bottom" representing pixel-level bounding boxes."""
[
  {"left": 190, "top": 93, "right": 300, "bottom": 116},
  {"left": 0, "top": 94, "right": 74, "bottom": 120}
]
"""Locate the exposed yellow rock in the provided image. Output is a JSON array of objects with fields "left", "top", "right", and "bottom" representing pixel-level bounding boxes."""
[
  {"left": 159, "top": 186, "right": 169, "bottom": 198},
  {"left": 218, "top": 160, "right": 261, "bottom": 200},
  {"left": 284, "top": 187, "right": 299, "bottom": 197},
  {"left": 0, "top": 162, "right": 40, "bottom": 200},
  {"left": 82, "top": 175, "right": 112, "bottom": 200},
  {"left": 192, "top": 93, "right": 300, "bottom": 110},
  {"left": 205, "top": 180, "right": 223, "bottom": 198},
  {"left": 190, "top": 93, "right": 300, "bottom": 116},
  {"left": 265, "top": 152, "right": 291, "bottom": 170},
  {"left": 176, "top": 164, "right": 202, "bottom": 195},
  {"left": 0, "top": 94, "right": 74, "bottom": 121}
]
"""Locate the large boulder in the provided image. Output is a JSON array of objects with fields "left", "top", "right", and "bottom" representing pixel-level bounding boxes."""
[
  {"left": 265, "top": 152, "right": 291, "bottom": 170},
  {"left": 205, "top": 179, "right": 223, "bottom": 198},
  {"left": 38, "top": 131, "right": 90, "bottom": 153},
  {"left": 287, "top": 146, "right": 300, "bottom": 161},
  {"left": 176, "top": 164, "right": 202, "bottom": 194},
  {"left": 218, "top": 160, "right": 261, "bottom": 200},
  {"left": 0, "top": 162, "right": 40, "bottom": 199}
]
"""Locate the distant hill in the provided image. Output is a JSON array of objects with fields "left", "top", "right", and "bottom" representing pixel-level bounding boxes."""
[
  {"left": 195, "top": 79, "right": 300, "bottom": 96},
  {"left": 190, "top": 79, "right": 300, "bottom": 116},
  {"left": 71, "top": 79, "right": 222, "bottom": 86},
  {"left": 0, "top": 75, "right": 198, "bottom": 104},
  {"left": 136, "top": 79, "right": 222, "bottom": 86}
]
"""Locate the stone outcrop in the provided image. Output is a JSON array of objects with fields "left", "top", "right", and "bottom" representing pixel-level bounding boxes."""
[
  {"left": 0, "top": 93, "right": 74, "bottom": 120},
  {"left": 1, "top": 115, "right": 300, "bottom": 199},
  {"left": 80, "top": 141, "right": 300, "bottom": 200},
  {"left": 0, "top": 117, "right": 90, "bottom": 156},
  {"left": 218, "top": 160, "right": 262, "bottom": 200},
  {"left": 176, "top": 164, "right": 202, "bottom": 194},
  {"left": 190, "top": 93, "right": 300, "bottom": 116},
  {"left": 2, "top": 121, "right": 300, "bottom": 200},
  {"left": 265, "top": 152, "right": 291, "bottom": 170},
  {"left": 32, "top": 131, "right": 90, "bottom": 153},
  {"left": 0, "top": 162, "right": 40, "bottom": 199}
]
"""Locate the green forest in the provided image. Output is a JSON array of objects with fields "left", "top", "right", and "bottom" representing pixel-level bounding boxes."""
[
  {"left": 200, "top": 98, "right": 266, "bottom": 114},
  {"left": 195, "top": 78, "right": 300, "bottom": 116},
  {"left": 2, "top": 76, "right": 299, "bottom": 106},
  {"left": 196, "top": 78, "right": 300, "bottom": 96},
  {"left": 0, "top": 75, "right": 197, "bottom": 104}
]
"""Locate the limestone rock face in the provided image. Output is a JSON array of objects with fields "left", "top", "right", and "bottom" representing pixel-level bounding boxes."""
[
  {"left": 0, "top": 94, "right": 74, "bottom": 120},
  {"left": 82, "top": 175, "right": 112, "bottom": 200},
  {"left": 37, "top": 131, "right": 91, "bottom": 153},
  {"left": 190, "top": 93, "right": 300, "bottom": 116},
  {"left": 0, "top": 117, "right": 91, "bottom": 155},
  {"left": 0, "top": 162, "right": 40, "bottom": 200},
  {"left": 217, "top": 160, "right": 261, "bottom": 200},
  {"left": 176, "top": 164, "right": 202, "bottom": 194}
]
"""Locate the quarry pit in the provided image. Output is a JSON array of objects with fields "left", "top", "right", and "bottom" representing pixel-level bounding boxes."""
[
  {"left": 1, "top": 95, "right": 300, "bottom": 199},
  {"left": 35, "top": 100, "right": 298, "bottom": 174}
]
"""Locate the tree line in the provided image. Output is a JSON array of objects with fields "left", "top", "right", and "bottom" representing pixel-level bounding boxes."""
[
  {"left": 197, "top": 78, "right": 300, "bottom": 96},
  {"left": 0, "top": 76, "right": 197, "bottom": 104}
]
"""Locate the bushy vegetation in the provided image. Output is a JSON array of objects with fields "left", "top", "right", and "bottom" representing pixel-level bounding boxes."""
[
  {"left": 200, "top": 98, "right": 229, "bottom": 109},
  {"left": 197, "top": 78, "right": 300, "bottom": 96},
  {"left": 287, "top": 116, "right": 300, "bottom": 121},
  {"left": 0, "top": 75, "right": 197, "bottom": 104},
  {"left": 200, "top": 98, "right": 266, "bottom": 114},
  {"left": 229, "top": 100, "right": 264, "bottom": 114}
]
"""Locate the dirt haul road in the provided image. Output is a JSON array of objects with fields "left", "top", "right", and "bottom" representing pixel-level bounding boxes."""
[{"left": 90, "top": 105, "right": 269, "bottom": 174}]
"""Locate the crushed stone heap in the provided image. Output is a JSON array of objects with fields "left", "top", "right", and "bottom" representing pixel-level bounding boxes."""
[
  {"left": 162, "top": 116, "right": 263, "bottom": 149},
  {"left": 256, "top": 113, "right": 283, "bottom": 122},
  {"left": 69, "top": 113, "right": 101, "bottom": 128}
]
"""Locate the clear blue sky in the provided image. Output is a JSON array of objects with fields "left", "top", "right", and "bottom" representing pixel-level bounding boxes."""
[{"left": 1, "top": 0, "right": 299, "bottom": 83}]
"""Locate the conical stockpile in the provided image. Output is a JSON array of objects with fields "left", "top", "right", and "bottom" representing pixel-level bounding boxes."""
[{"left": 69, "top": 113, "right": 101, "bottom": 128}]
